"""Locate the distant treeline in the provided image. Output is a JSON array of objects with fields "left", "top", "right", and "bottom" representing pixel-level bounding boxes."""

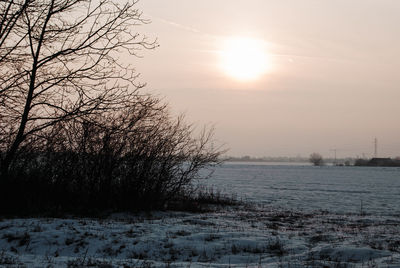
[
  {"left": 224, "top": 156, "right": 400, "bottom": 167},
  {"left": 354, "top": 158, "right": 400, "bottom": 167},
  {"left": 223, "top": 156, "right": 309, "bottom": 162},
  {"left": 223, "top": 155, "right": 355, "bottom": 164}
]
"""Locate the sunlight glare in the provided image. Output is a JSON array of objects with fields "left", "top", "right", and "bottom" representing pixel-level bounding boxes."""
[{"left": 219, "top": 37, "right": 271, "bottom": 81}]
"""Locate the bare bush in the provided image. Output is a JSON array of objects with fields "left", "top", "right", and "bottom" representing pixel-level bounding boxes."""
[
  {"left": 0, "top": 1, "right": 224, "bottom": 214},
  {"left": 309, "top": 152, "right": 324, "bottom": 166},
  {"left": 1, "top": 95, "right": 223, "bottom": 213}
]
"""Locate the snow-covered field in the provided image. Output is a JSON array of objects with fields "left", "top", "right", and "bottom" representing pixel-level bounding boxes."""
[
  {"left": 1, "top": 163, "right": 400, "bottom": 267},
  {"left": 207, "top": 163, "right": 400, "bottom": 216}
]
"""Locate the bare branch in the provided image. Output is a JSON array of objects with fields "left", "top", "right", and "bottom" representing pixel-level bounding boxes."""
[{"left": 0, "top": 0, "right": 157, "bottom": 173}]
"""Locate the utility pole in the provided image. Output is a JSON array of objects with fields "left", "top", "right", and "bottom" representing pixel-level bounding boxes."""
[{"left": 374, "top": 138, "right": 378, "bottom": 158}]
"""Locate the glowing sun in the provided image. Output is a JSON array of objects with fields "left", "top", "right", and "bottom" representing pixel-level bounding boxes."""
[{"left": 219, "top": 37, "right": 271, "bottom": 81}]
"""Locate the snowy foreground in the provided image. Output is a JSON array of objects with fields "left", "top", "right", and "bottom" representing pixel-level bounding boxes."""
[{"left": 1, "top": 205, "right": 400, "bottom": 267}]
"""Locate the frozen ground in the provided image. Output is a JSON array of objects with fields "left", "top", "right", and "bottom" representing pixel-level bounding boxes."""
[
  {"left": 207, "top": 163, "right": 400, "bottom": 216},
  {"left": 1, "top": 163, "right": 399, "bottom": 267},
  {"left": 1, "top": 205, "right": 400, "bottom": 267}
]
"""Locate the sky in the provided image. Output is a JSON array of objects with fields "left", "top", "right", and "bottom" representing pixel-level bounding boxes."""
[{"left": 133, "top": 0, "right": 400, "bottom": 158}]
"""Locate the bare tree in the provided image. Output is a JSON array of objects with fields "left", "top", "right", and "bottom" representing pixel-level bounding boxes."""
[
  {"left": 1, "top": 96, "right": 223, "bottom": 211},
  {"left": 309, "top": 152, "right": 324, "bottom": 166},
  {"left": 0, "top": 0, "right": 156, "bottom": 175},
  {"left": 0, "top": 1, "right": 30, "bottom": 62}
]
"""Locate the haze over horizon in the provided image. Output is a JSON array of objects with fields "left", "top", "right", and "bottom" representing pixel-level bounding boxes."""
[{"left": 135, "top": 0, "right": 400, "bottom": 158}]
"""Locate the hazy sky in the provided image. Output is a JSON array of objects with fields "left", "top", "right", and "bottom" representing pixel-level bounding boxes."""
[{"left": 133, "top": 0, "right": 400, "bottom": 158}]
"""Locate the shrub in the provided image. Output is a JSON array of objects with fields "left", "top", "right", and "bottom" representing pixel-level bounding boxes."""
[
  {"left": 0, "top": 96, "right": 223, "bottom": 214},
  {"left": 309, "top": 152, "right": 324, "bottom": 166}
]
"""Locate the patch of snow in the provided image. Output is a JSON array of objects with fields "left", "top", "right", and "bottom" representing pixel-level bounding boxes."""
[{"left": 1, "top": 206, "right": 400, "bottom": 267}]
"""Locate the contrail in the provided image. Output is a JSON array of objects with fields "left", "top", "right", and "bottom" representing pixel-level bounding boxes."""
[
  {"left": 146, "top": 13, "right": 202, "bottom": 34},
  {"left": 145, "top": 14, "right": 356, "bottom": 63}
]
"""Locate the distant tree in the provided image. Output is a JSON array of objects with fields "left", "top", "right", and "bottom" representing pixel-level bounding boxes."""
[
  {"left": 0, "top": 0, "right": 157, "bottom": 175},
  {"left": 309, "top": 152, "right": 324, "bottom": 166}
]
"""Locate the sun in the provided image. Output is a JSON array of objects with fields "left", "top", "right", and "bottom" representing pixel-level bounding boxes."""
[{"left": 219, "top": 37, "right": 271, "bottom": 81}]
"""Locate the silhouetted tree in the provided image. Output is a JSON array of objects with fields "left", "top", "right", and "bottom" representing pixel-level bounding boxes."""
[
  {"left": 1, "top": 95, "right": 223, "bottom": 212},
  {"left": 0, "top": 1, "right": 225, "bottom": 214},
  {"left": 0, "top": 0, "right": 156, "bottom": 175},
  {"left": 309, "top": 152, "right": 324, "bottom": 166},
  {"left": 0, "top": 1, "right": 30, "bottom": 62}
]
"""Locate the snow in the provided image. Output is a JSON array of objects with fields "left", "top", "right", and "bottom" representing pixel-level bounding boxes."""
[
  {"left": 1, "top": 163, "right": 400, "bottom": 267},
  {"left": 206, "top": 163, "right": 400, "bottom": 215},
  {"left": 1, "top": 207, "right": 400, "bottom": 267}
]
